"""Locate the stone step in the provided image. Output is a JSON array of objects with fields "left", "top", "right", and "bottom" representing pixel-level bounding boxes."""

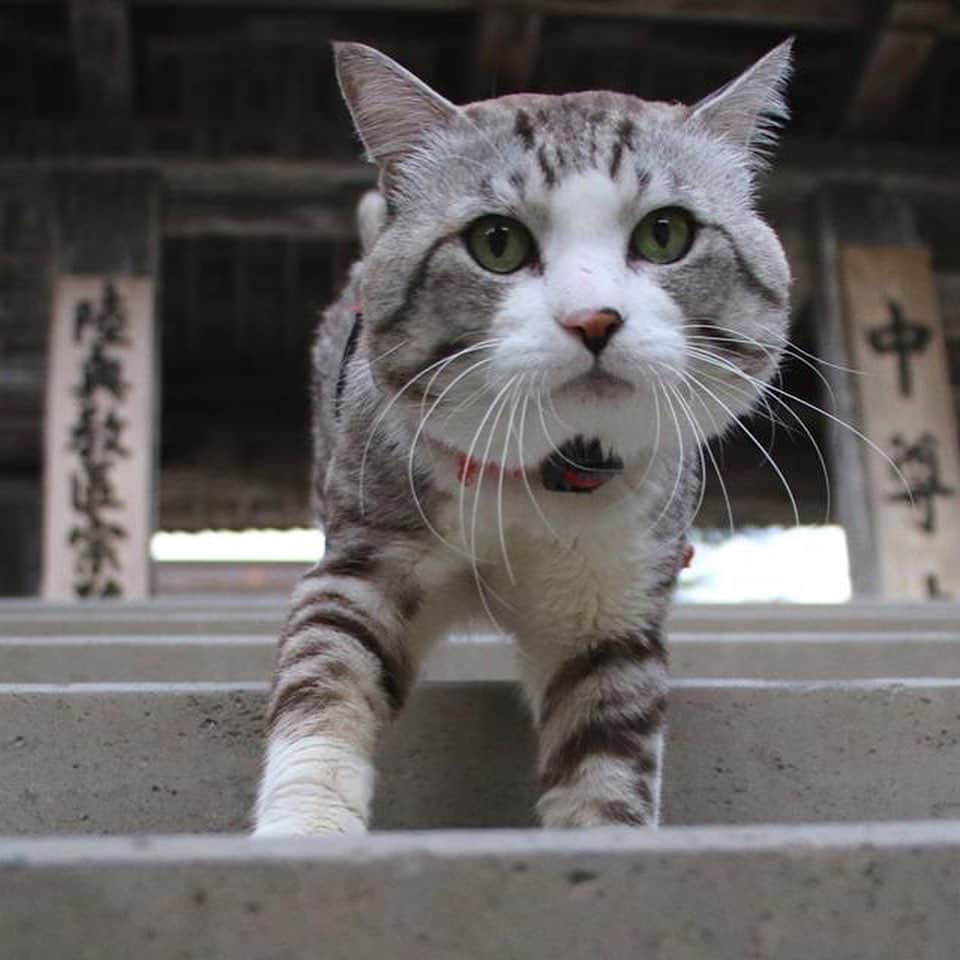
[
  {"left": 1, "top": 822, "right": 958, "bottom": 960},
  {"left": 3, "top": 680, "right": 960, "bottom": 834},
  {"left": 2, "top": 598, "right": 957, "bottom": 636},
  {"left": 5, "top": 632, "right": 960, "bottom": 682}
]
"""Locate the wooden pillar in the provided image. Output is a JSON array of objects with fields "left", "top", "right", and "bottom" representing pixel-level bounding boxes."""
[
  {"left": 471, "top": 7, "right": 542, "bottom": 98},
  {"left": 0, "top": 172, "right": 52, "bottom": 595},
  {"left": 42, "top": 172, "right": 160, "bottom": 600},
  {"left": 814, "top": 183, "right": 960, "bottom": 599},
  {"left": 69, "top": 0, "right": 133, "bottom": 119}
]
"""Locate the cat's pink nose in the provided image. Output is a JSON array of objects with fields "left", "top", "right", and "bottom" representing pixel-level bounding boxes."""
[{"left": 558, "top": 308, "right": 624, "bottom": 357}]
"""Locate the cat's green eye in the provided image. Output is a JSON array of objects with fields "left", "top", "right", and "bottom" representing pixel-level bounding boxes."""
[
  {"left": 630, "top": 207, "right": 695, "bottom": 265},
  {"left": 466, "top": 215, "right": 534, "bottom": 274}
]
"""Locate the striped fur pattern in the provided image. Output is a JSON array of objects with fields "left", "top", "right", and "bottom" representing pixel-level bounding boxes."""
[{"left": 254, "top": 41, "right": 793, "bottom": 834}]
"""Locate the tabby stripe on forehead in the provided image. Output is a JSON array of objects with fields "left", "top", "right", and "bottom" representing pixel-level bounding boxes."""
[
  {"left": 537, "top": 144, "right": 556, "bottom": 187},
  {"left": 608, "top": 118, "right": 636, "bottom": 180},
  {"left": 514, "top": 109, "right": 535, "bottom": 151},
  {"left": 540, "top": 632, "right": 665, "bottom": 726}
]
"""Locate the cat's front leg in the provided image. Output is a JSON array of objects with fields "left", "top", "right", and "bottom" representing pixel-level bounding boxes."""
[
  {"left": 525, "top": 630, "right": 668, "bottom": 828},
  {"left": 253, "top": 543, "right": 422, "bottom": 836}
]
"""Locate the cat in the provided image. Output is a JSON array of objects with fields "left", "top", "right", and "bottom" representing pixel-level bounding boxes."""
[{"left": 254, "top": 39, "right": 793, "bottom": 834}]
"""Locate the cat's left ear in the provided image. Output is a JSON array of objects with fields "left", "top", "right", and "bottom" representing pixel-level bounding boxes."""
[
  {"left": 334, "top": 43, "right": 463, "bottom": 173},
  {"left": 689, "top": 38, "right": 794, "bottom": 168}
]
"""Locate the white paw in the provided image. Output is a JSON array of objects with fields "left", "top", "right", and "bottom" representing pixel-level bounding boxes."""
[
  {"left": 254, "top": 734, "right": 374, "bottom": 837},
  {"left": 252, "top": 807, "right": 367, "bottom": 837}
]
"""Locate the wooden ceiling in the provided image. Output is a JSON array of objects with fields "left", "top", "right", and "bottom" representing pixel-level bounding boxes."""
[{"left": 0, "top": 1, "right": 958, "bottom": 157}]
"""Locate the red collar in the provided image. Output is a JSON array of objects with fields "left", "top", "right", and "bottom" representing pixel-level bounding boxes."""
[
  {"left": 448, "top": 436, "right": 624, "bottom": 494},
  {"left": 455, "top": 454, "right": 523, "bottom": 487},
  {"left": 451, "top": 450, "right": 693, "bottom": 569},
  {"left": 453, "top": 452, "right": 694, "bottom": 569},
  {"left": 453, "top": 453, "right": 615, "bottom": 493}
]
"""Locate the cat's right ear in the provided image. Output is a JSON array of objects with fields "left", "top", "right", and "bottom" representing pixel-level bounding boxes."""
[
  {"left": 334, "top": 43, "right": 463, "bottom": 173},
  {"left": 688, "top": 38, "right": 793, "bottom": 170}
]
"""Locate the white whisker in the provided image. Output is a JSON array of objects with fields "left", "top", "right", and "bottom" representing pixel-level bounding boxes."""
[
  {"left": 468, "top": 377, "right": 520, "bottom": 632},
  {"left": 665, "top": 370, "right": 735, "bottom": 534},
  {"left": 517, "top": 378, "right": 561, "bottom": 540},
  {"left": 359, "top": 339, "right": 500, "bottom": 513},
  {"left": 406, "top": 354, "right": 500, "bottom": 562},
  {"left": 683, "top": 365, "right": 801, "bottom": 526}
]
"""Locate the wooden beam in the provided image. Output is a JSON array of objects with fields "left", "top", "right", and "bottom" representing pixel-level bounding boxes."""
[
  {"left": 163, "top": 196, "right": 357, "bottom": 239},
  {"left": 69, "top": 0, "right": 133, "bottom": 119},
  {"left": 19, "top": 0, "right": 869, "bottom": 31},
  {"left": 844, "top": 0, "right": 951, "bottom": 136},
  {"left": 1, "top": 137, "right": 960, "bottom": 198},
  {"left": 13, "top": 0, "right": 960, "bottom": 33},
  {"left": 471, "top": 7, "right": 542, "bottom": 98}
]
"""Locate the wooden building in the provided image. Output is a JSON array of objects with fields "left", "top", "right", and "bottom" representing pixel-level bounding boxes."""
[{"left": 1, "top": 1, "right": 959, "bottom": 598}]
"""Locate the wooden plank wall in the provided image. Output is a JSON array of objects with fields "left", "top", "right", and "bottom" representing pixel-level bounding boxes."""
[{"left": 840, "top": 246, "right": 960, "bottom": 599}]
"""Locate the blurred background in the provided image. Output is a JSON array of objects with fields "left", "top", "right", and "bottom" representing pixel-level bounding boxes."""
[{"left": 1, "top": 0, "right": 959, "bottom": 603}]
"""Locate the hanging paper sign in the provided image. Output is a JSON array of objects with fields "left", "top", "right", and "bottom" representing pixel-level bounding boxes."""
[
  {"left": 42, "top": 276, "right": 155, "bottom": 599},
  {"left": 841, "top": 245, "right": 960, "bottom": 599}
]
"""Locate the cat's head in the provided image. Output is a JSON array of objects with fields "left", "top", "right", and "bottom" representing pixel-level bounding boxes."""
[{"left": 335, "top": 41, "right": 792, "bottom": 472}]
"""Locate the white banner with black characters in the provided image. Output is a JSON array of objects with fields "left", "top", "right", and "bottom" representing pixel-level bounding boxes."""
[{"left": 43, "top": 276, "right": 155, "bottom": 599}]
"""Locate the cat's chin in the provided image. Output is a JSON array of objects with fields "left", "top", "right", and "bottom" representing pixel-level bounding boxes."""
[{"left": 555, "top": 368, "right": 636, "bottom": 401}]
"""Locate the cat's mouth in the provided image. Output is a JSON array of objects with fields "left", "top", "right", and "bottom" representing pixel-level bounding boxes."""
[{"left": 557, "top": 367, "right": 634, "bottom": 399}]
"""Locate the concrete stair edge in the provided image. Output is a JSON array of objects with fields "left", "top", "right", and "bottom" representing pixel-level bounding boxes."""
[{"left": 2, "top": 822, "right": 959, "bottom": 960}]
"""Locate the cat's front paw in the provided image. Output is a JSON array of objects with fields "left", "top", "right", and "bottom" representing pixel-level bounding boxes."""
[
  {"left": 252, "top": 806, "right": 368, "bottom": 838},
  {"left": 254, "top": 734, "right": 375, "bottom": 837}
]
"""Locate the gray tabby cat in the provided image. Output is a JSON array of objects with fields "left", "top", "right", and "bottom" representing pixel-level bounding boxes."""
[{"left": 254, "top": 40, "right": 792, "bottom": 834}]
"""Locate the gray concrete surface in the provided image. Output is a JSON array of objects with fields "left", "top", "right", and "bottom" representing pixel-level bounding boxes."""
[
  {"left": 5, "top": 632, "right": 960, "bottom": 682},
  {"left": 0, "top": 635, "right": 277, "bottom": 683},
  {"left": 1, "top": 822, "right": 959, "bottom": 960},
  {"left": 2, "top": 598, "right": 957, "bottom": 636},
  {"left": 3, "top": 680, "right": 960, "bottom": 833}
]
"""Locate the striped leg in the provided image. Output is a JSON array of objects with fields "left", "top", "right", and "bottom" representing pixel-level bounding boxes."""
[
  {"left": 254, "top": 548, "right": 421, "bottom": 836},
  {"left": 529, "top": 631, "right": 668, "bottom": 828}
]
